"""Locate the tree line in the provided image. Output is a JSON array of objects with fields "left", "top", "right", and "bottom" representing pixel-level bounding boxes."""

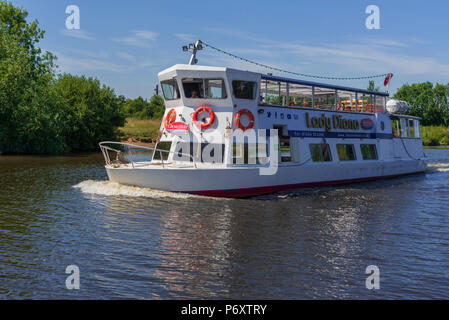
[
  {"left": 393, "top": 82, "right": 449, "bottom": 126},
  {"left": 0, "top": 1, "right": 164, "bottom": 154}
]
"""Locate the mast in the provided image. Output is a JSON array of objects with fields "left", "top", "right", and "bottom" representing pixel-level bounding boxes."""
[{"left": 182, "top": 40, "right": 203, "bottom": 65}]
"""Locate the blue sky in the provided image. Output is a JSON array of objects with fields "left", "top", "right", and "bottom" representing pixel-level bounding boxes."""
[{"left": 10, "top": 0, "right": 449, "bottom": 99}]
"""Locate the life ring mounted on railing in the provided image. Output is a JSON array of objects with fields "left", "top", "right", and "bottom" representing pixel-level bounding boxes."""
[
  {"left": 234, "top": 109, "right": 255, "bottom": 131},
  {"left": 164, "top": 109, "right": 177, "bottom": 129},
  {"left": 192, "top": 106, "right": 216, "bottom": 130}
]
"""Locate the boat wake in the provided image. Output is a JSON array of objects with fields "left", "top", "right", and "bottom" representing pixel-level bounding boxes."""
[
  {"left": 73, "top": 180, "right": 203, "bottom": 199},
  {"left": 426, "top": 162, "right": 449, "bottom": 173}
]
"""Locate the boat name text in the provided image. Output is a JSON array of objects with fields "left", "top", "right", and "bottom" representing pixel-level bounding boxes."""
[{"left": 306, "top": 113, "right": 361, "bottom": 132}]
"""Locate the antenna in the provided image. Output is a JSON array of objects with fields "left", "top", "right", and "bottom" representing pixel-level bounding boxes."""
[{"left": 182, "top": 40, "right": 203, "bottom": 65}]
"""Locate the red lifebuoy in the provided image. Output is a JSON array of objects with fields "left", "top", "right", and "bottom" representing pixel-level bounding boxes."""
[
  {"left": 164, "top": 109, "right": 176, "bottom": 129},
  {"left": 234, "top": 109, "right": 255, "bottom": 131},
  {"left": 192, "top": 106, "right": 215, "bottom": 130}
]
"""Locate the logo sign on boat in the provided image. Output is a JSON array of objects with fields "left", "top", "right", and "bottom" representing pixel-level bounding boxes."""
[
  {"left": 361, "top": 118, "right": 375, "bottom": 130},
  {"left": 166, "top": 122, "right": 189, "bottom": 134},
  {"left": 305, "top": 113, "right": 360, "bottom": 132}
]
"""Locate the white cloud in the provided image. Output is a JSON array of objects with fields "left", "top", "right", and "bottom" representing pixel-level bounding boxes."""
[
  {"left": 54, "top": 52, "right": 130, "bottom": 73},
  {"left": 202, "top": 28, "right": 449, "bottom": 78},
  {"left": 66, "top": 48, "right": 109, "bottom": 59},
  {"left": 60, "top": 29, "right": 94, "bottom": 40},
  {"left": 175, "top": 33, "right": 196, "bottom": 42},
  {"left": 116, "top": 52, "right": 136, "bottom": 62},
  {"left": 113, "top": 30, "right": 158, "bottom": 48},
  {"left": 132, "top": 30, "right": 158, "bottom": 41}
]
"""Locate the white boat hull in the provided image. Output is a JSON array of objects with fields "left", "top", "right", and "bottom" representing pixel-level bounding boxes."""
[{"left": 105, "top": 159, "right": 427, "bottom": 198}]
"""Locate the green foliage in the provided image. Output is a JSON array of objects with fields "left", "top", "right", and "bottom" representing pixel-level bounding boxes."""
[
  {"left": 421, "top": 126, "right": 449, "bottom": 146},
  {"left": 0, "top": 2, "right": 63, "bottom": 154},
  {"left": 0, "top": 0, "right": 125, "bottom": 154},
  {"left": 148, "top": 95, "right": 165, "bottom": 119},
  {"left": 53, "top": 74, "right": 126, "bottom": 151},
  {"left": 123, "top": 95, "right": 165, "bottom": 120},
  {"left": 367, "top": 80, "right": 380, "bottom": 92},
  {"left": 394, "top": 82, "right": 449, "bottom": 126}
]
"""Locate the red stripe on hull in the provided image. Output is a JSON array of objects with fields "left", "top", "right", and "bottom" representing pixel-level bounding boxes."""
[{"left": 181, "top": 171, "right": 426, "bottom": 198}]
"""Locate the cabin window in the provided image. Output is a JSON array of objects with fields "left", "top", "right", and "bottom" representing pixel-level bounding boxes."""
[
  {"left": 174, "top": 142, "right": 225, "bottom": 163},
  {"left": 360, "top": 144, "right": 378, "bottom": 160},
  {"left": 161, "top": 79, "right": 180, "bottom": 100},
  {"left": 280, "top": 137, "right": 292, "bottom": 162},
  {"left": 336, "top": 144, "right": 356, "bottom": 161},
  {"left": 400, "top": 118, "right": 407, "bottom": 137},
  {"left": 413, "top": 120, "right": 421, "bottom": 138},
  {"left": 233, "top": 143, "right": 260, "bottom": 164},
  {"left": 408, "top": 119, "right": 415, "bottom": 138},
  {"left": 182, "top": 78, "right": 227, "bottom": 99},
  {"left": 309, "top": 144, "right": 332, "bottom": 162},
  {"left": 232, "top": 81, "right": 257, "bottom": 100}
]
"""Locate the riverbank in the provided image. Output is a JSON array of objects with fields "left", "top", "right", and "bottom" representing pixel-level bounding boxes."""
[
  {"left": 421, "top": 125, "right": 449, "bottom": 147},
  {"left": 118, "top": 118, "right": 160, "bottom": 146}
]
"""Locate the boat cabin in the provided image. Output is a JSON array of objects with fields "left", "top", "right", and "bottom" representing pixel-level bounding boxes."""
[{"left": 155, "top": 64, "right": 423, "bottom": 167}]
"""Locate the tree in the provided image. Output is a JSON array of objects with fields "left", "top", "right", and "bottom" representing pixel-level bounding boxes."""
[
  {"left": 0, "top": 1, "right": 64, "bottom": 154},
  {"left": 121, "top": 95, "right": 165, "bottom": 119},
  {"left": 394, "top": 82, "right": 449, "bottom": 126},
  {"left": 148, "top": 94, "right": 165, "bottom": 119},
  {"left": 0, "top": 1, "right": 126, "bottom": 154},
  {"left": 123, "top": 96, "right": 149, "bottom": 117},
  {"left": 367, "top": 80, "right": 380, "bottom": 92},
  {"left": 53, "top": 74, "right": 126, "bottom": 151}
]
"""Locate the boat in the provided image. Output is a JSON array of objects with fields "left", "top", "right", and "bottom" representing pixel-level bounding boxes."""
[{"left": 99, "top": 41, "right": 426, "bottom": 198}]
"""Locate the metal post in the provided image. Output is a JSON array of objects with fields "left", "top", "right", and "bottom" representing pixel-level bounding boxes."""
[
  {"left": 312, "top": 86, "right": 315, "bottom": 108},
  {"left": 286, "top": 83, "right": 290, "bottom": 106},
  {"left": 265, "top": 80, "right": 268, "bottom": 102},
  {"left": 188, "top": 40, "right": 203, "bottom": 65},
  {"left": 334, "top": 89, "right": 338, "bottom": 110},
  {"left": 355, "top": 93, "right": 358, "bottom": 112},
  {"left": 278, "top": 82, "right": 281, "bottom": 105}
]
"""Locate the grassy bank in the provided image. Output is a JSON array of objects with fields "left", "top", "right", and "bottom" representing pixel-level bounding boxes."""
[
  {"left": 118, "top": 118, "right": 161, "bottom": 143},
  {"left": 421, "top": 126, "right": 449, "bottom": 147}
]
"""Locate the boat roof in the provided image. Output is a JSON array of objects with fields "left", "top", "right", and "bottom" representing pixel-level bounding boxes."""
[
  {"left": 159, "top": 64, "right": 389, "bottom": 97},
  {"left": 262, "top": 74, "right": 389, "bottom": 97},
  {"left": 158, "top": 64, "right": 228, "bottom": 76}
]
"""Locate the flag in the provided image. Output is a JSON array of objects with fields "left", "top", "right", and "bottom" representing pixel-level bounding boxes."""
[{"left": 384, "top": 73, "right": 393, "bottom": 86}]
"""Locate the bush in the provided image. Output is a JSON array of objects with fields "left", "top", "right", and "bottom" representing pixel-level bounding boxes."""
[
  {"left": 0, "top": 1, "right": 126, "bottom": 154},
  {"left": 394, "top": 82, "right": 449, "bottom": 126},
  {"left": 421, "top": 126, "right": 449, "bottom": 146},
  {"left": 53, "top": 74, "right": 126, "bottom": 151},
  {"left": 122, "top": 95, "right": 165, "bottom": 120}
]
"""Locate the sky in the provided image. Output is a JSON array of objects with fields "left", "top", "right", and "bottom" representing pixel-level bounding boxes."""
[{"left": 9, "top": 0, "right": 449, "bottom": 99}]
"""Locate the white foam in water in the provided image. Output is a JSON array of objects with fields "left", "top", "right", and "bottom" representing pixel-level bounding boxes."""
[
  {"left": 426, "top": 162, "right": 449, "bottom": 173},
  {"left": 73, "top": 180, "right": 202, "bottom": 199}
]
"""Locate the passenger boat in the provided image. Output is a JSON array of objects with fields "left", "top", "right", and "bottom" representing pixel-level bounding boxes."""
[{"left": 100, "top": 41, "right": 426, "bottom": 198}]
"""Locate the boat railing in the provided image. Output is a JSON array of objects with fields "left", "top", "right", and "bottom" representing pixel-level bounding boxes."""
[{"left": 99, "top": 141, "right": 197, "bottom": 169}]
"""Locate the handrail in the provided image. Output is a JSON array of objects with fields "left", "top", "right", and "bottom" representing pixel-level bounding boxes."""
[{"left": 99, "top": 141, "right": 197, "bottom": 169}]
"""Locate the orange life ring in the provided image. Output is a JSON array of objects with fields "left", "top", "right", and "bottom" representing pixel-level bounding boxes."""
[
  {"left": 164, "top": 109, "right": 176, "bottom": 129},
  {"left": 234, "top": 109, "right": 255, "bottom": 131},
  {"left": 193, "top": 106, "right": 215, "bottom": 130}
]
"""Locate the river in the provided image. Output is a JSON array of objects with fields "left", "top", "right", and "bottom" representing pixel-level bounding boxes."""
[{"left": 1, "top": 149, "right": 448, "bottom": 299}]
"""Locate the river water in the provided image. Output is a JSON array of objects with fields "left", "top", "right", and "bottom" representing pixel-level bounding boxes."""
[{"left": 0, "top": 149, "right": 448, "bottom": 299}]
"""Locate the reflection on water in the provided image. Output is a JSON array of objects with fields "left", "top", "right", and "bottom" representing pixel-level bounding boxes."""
[{"left": 1, "top": 150, "right": 449, "bottom": 299}]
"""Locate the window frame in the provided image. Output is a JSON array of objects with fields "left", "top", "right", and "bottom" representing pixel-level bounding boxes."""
[
  {"left": 232, "top": 80, "right": 258, "bottom": 100},
  {"left": 181, "top": 78, "right": 228, "bottom": 100},
  {"left": 360, "top": 144, "right": 378, "bottom": 160},
  {"left": 336, "top": 144, "right": 357, "bottom": 161},
  {"left": 309, "top": 143, "right": 332, "bottom": 162},
  {"left": 160, "top": 79, "right": 181, "bottom": 101}
]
